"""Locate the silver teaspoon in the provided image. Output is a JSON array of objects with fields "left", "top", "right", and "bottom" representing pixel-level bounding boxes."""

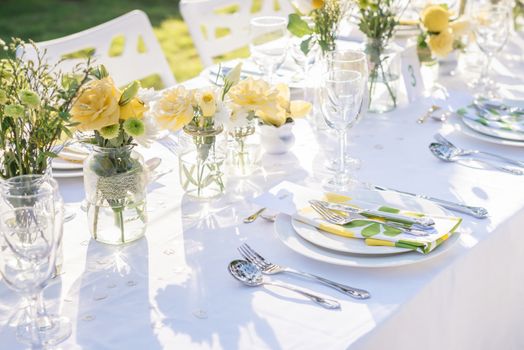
[{"left": 228, "top": 260, "right": 341, "bottom": 310}]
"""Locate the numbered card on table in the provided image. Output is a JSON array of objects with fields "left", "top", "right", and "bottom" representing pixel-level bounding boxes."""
[{"left": 400, "top": 45, "right": 424, "bottom": 102}]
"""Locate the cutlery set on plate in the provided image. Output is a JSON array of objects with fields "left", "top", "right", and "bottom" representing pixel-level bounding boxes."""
[{"left": 228, "top": 243, "right": 371, "bottom": 310}]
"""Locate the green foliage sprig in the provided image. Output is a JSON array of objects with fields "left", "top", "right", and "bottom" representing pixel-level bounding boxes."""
[
  {"left": 358, "top": 0, "right": 409, "bottom": 108},
  {"left": 0, "top": 38, "right": 92, "bottom": 179},
  {"left": 288, "top": 0, "right": 350, "bottom": 56}
]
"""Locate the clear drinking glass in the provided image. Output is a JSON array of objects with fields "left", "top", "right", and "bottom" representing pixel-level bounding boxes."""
[
  {"left": 0, "top": 203, "right": 62, "bottom": 348},
  {"left": 320, "top": 67, "right": 366, "bottom": 190},
  {"left": 472, "top": 4, "right": 510, "bottom": 98},
  {"left": 322, "top": 50, "right": 368, "bottom": 177},
  {"left": 0, "top": 176, "right": 71, "bottom": 347},
  {"left": 249, "top": 16, "right": 289, "bottom": 82}
]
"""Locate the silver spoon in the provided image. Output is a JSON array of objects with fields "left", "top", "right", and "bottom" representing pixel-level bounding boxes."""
[
  {"left": 434, "top": 134, "right": 524, "bottom": 168},
  {"left": 228, "top": 260, "right": 341, "bottom": 310},
  {"left": 243, "top": 208, "right": 267, "bottom": 223},
  {"left": 429, "top": 142, "right": 523, "bottom": 175}
]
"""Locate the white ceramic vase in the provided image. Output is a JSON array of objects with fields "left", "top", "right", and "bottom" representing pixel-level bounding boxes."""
[{"left": 259, "top": 122, "right": 295, "bottom": 155}]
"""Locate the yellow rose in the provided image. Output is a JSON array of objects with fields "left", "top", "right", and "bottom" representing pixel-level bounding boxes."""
[
  {"left": 228, "top": 78, "right": 280, "bottom": 121},
  {"left": 256, "top": 84, "right": 312, "bottom": 127},
  {"left": 313, "top": 0, "right": 324, "bottom": 9},
  {"left": 154, "top": 86, "right": 194, "bottom": 131},
  {"left": 194, "top": 89, "right": 217, "bottom": 117},
  {"left": 120, "top": 97, "right": 146, "bottom": 120},
  {"left": 428, "top": 29, "right": 454, "bottom": 57},
  {"left": 450, "top": 17, "right": 471, "bottom": 38},
  {"left": 422, "top": 5, "right": 450, "bottom": 33},
  {"left": 71, "top": 77, "right": 121, "bottom": 131}
]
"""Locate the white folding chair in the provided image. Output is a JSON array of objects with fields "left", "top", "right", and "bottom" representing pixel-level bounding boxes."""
[
  {"left": 18, "top": 10, "right": 176, "bottom": 89},
  {"left": 180, "top": 0, "right": 294, "bottom": 67}
]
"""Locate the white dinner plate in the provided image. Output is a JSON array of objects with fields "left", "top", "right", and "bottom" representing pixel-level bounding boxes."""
[
  {"left": 461, "top": 116, "right": 524, "bottom": 142},
  {"left": 52, "top": 169, "right": 84, "bottom": 178},
  {"left": 456, "top": 115, "right": 524, "bottom": 147},
  {"left": 291, "top": 218, "right": 412, "bottom": 255},
  {"left": 274, "top": 214, "right": 461, "bottom": 268},
  {"left": 52, "top": 157, "right": 84, "bottom": 170}
]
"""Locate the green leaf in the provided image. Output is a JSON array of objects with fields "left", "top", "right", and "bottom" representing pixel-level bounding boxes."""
[
  {"left": 300, "top": 36, "right": 314, "bottom": 56},
  {"left": 287, "top": 14, "right": 314, "bottom": 38},
  {"left": 344, "top": 220, "right": 371, "bottom": 228},
  {"left": 361, "top": 223, "right": 381, "bottom": 237},
  {"left": 119, "top": 81, "right": 140, "bottom": 106},
  {"left": 378, "top": 206, "right": 400, "bottom": 214},
  {"left": 382, "top": 225, "right": 402, "bottom": 237}
]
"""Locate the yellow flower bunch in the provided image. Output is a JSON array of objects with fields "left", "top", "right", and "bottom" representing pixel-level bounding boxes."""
[
  {"left": 71, "top": 77, "right": 146, "bottom": 132},
  {"left": 420, "top": 4, "right": 470, "bottom": 58},
  {"left": 228, "top": 78, "right": 311, "bottom": 127}
]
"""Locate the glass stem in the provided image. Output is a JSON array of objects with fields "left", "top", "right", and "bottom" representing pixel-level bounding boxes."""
[
  {"left": 481, "top": 53, "right": 493, "bottom": 86},
  {"left": 28, "top": 293, "right": 43, "bottom": 347},
  {"left": 337, "top": 129, "right": 346, "bottom": 185},
  {"left": 36, "top": 290, "right": 52, "bottom": 330}
]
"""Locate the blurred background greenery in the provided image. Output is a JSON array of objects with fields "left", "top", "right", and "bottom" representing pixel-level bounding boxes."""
[{"left": 0, "top": 0, "right": 207, "bottom": 82}]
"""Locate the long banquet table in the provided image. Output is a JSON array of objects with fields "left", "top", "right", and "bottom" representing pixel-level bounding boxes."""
[{"left": 1, "top": 35, "right": 524, "bottom": 350}]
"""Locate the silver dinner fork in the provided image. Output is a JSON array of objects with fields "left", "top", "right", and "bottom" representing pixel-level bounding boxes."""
[
  {"left": 237, "top": 243, "right": 371, "bottom": 299},
  {"left": 310, "top": 201, "right": 431, "bottom": 237}
]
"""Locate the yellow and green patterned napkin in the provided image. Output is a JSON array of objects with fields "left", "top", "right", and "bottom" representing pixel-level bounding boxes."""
[{"left": 294, "top": 195, "right": 462, "bottom": 255}]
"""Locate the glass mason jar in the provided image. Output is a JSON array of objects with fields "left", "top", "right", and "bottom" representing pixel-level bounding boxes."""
[
  {"left": 228, "top": 119, "right": 259, "bottom": 177},
  {"left": 84, "top": 145, "right": 147, "bottom": 245},
  {"left": 179, "top": 124, "right": 226, "bottom": 199},
  {"left": 365, "top": 39, "right": 400, "bottom": 113}
]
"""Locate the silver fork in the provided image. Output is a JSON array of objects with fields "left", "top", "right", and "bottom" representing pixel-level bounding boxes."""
[
  {"left": 237, "top": 243, "right": 371, "bottom": 299},
  {"left": 310, "top": 201, "right": 430, "bottom": 237}
]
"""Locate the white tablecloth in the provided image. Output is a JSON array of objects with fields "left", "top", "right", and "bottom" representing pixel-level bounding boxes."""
[{"left": 1, "top": 35, "right": 524, "bottom": 350}]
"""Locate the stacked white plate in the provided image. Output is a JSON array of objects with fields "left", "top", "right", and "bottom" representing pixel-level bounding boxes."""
[
  {"left": 457, "top": 99, "right": 524, "bottom": 147},
  {"left": 52, "top": 145, "right": 87, "bottom": 178},
  {"left": 272, "top": 189, "right": 461, "bottom": 268}
]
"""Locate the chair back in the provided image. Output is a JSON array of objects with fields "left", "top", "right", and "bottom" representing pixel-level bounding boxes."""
[
  {"left": 19, "top": 10, "right": 175, "bottom": 89},
  {"left": 180, "top": 0, "right": 294, "bottom": 67}
]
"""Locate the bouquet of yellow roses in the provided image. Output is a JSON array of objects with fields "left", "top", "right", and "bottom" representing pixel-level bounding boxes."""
[{"left": 417, "top": 5, "right": 470, "bottom": 60}]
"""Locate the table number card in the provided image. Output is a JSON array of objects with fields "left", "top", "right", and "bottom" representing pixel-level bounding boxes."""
[{"left": 400, "top": 45, "right": 424, "bottom": 102}]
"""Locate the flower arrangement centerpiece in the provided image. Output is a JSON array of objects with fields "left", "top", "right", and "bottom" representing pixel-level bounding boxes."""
[
  {"left": 152, "top": 65, "right": 241, "bottom": 199},
  {"left": 72, "top": 66, "right": 157, "bottom": 244},
  {"left": 358, "top": 0, "right": 405, "bottom": 113},
  {"left": 287, "top": 0, "right": 350, "bottom": 57},
  {"left": 417, "top": 4, "right": 470, "bottom": 72},
  {"left": 0, "top": 38, "right": 92, "bottom": 180},
  {"left": 227, "top": 77, "right": 311, "bottom": 167}
]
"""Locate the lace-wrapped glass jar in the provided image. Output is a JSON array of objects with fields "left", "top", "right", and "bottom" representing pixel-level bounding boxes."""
[{"left": 84, "top": 145, "right": 147, "bottom": 245}]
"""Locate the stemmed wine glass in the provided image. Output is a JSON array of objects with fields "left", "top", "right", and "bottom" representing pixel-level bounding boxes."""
[
  {"left": 320, "top": 65, "right": 366, "bottom": 190},
  {"left": 472, "top": 4, "right": 510, "bottom": 98},
  {"left": 249, "top": 16, "right": 289, "bottom": 83},
  {"left": 322, "top": 50, "right": 368, "bottom": 174},
  {"left": 0, "top": 176, "right": 71, "bottom": 347}
]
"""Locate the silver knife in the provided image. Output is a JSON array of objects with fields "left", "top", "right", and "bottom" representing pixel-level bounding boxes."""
[
  {"left": 370, "top": 184, "right": 489, "bottom": 219},
  {"left": 312, "top": 200, "right": 435, "bottom": 227}
]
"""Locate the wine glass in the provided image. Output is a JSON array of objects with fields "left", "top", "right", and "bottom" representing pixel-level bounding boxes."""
[
  {"left": 249, "top": 16, "right": 289, "bottom": 83},
  {"left": 0, "top": 204, "right": 61, "bottom": 348},
  {"left": 322, "top": 50, "right": 368, "bottom": 173},
  {"left": 320, "top": 67, "right": 366, "bottom": 190},
  {"left": 472, "top": 4, "right": 510, "bottom": 98},
  {"left": 0, "top": 176, "right": 71, "bottom": 346}
]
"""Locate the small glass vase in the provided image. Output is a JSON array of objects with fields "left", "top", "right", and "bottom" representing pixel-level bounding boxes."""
[
  {"left": 84, "top": 145, "right": 147, "bottom": 245},
  {"left": 228, "top": 120, "right": 259, "bottom": 177},
  {"left": 365, "top": 39, "right": 400, "bottom": 113},
  {"left": 179, "top": 124, "right": 226, "bottom": 199}
]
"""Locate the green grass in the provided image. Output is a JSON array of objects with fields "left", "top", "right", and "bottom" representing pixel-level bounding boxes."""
[{"left": 0, "top": 0, "right": 202, "bottom": 82}]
